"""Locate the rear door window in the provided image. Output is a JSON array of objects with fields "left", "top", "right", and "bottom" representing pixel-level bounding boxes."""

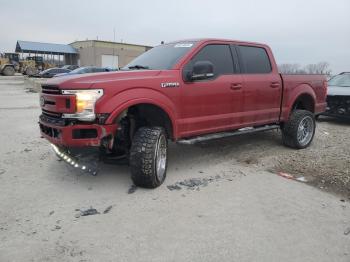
[{"left": 238, "top": 46, "right": 272, "bottom": 74}]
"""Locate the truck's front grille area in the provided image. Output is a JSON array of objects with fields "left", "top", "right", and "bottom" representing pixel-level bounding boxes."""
[
  {"left": 39, "top": 123, "right": 61, "bottom": 138},
  {"left": 42, "top": 109, "right": 62, "bottom": 118},
  {"left": 326, "top": 95, "right": 350, "bottom": 116},
  {"left": 42, "top": 85, "right": 61, "bottom": 94},
  {"left": 40, "top": 114, "right": 66, "bottom": 126}
]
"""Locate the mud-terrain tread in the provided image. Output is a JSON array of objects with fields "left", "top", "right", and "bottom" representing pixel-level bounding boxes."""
[
  {"left": 282, "top": 110, "right": 315, "bottom": 149},
  {"left": 129, "top": 126, "right": 167, "bottom": 188}
]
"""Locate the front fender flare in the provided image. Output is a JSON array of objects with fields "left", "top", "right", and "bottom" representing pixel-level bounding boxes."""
[{"left": 102, "top": 88, "right": 178, "bottom": 137}]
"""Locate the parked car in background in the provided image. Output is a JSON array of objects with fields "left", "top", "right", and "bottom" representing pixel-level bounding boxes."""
[
  {"left": 61, "top": 65, "right": 79, "bottom": 70},
  {"left": 53, "top": 66, "right": 113, "bottom": 77},
  {"left": 32, "top": 68, "right": 71, "bottom": 78},
  {"left": 322, "top": 72, "right": 350, "bottom": 119}
]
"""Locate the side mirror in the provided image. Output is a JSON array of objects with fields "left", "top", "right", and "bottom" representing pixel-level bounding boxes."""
[{"left": 190, "top": 61, "right": 214, "bottom": 81}]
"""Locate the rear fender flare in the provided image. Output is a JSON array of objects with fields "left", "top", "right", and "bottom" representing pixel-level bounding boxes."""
[{"left": 283, "top": 84, "right": 316, "bottom": 120}]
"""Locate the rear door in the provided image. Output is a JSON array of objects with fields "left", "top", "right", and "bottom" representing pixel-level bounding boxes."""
[
  {"left": 179, "top": 44, "right": 243, "bottom": 137},
  {"left": 236, "top": 45, "right": 282, "bottom": 125}
]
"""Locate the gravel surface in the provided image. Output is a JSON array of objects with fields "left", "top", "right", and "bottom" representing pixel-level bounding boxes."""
[
  {"left": 197, "top": 117, "right": 350, "bottom": 198},
  {"left": 0, "top": 77, "right": 349, "bottom": 262}
]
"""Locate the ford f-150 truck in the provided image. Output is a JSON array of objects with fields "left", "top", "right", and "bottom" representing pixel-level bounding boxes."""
[{"left": 39, "top": 39, "right": 327, "bottom": 188}]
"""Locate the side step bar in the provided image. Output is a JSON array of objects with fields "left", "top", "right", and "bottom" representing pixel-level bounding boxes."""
[{"left": 177, "top": 125, "right": 280, "bottom": 145}]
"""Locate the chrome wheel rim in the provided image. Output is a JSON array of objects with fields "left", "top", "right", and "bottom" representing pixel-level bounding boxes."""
[
  {"left": 155, "top": 134, "right": 167, "bottom": 181},
  {"left": 297, "top": 116, "right": 314, "bottom": 146}
]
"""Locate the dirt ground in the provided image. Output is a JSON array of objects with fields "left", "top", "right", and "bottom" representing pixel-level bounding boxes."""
[{"left": 0, "top": 76, "right": 350, "bottom": 262}]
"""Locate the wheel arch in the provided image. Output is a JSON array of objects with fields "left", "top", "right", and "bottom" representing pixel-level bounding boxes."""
[
  {"left": 1, "top": 64, "right": 15, "bottom": 70},
  {"left": 292, "top": 93, "right": 315, "bottom": 113},
  {"left": 104, "top": 94, "right": 178, "bottom": 140},
  {"left": 282, "top": 84, "right": 317, "bottom": 121}
]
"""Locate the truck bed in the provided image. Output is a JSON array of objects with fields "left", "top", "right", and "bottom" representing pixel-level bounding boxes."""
[{"left": 279, "top": 74, "right": 327, "bottom": 121}]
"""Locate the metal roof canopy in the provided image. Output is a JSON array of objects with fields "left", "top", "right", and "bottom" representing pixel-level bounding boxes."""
[{"left": 15, "top": 40, "right": 77, "bottom": 55}]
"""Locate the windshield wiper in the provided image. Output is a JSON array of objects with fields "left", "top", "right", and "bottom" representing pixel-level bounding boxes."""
[{"left": 127, "top": 65, "right": 150, "bottom": 70}]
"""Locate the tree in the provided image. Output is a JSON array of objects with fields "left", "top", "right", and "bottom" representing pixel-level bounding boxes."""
[{"left": 278, "top": 61, "right": 331, "bottom": 75}]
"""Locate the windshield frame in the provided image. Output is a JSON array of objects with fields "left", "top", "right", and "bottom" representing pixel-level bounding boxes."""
[{"left": 122, "top": 41, "right": 199, "bottom": 71}]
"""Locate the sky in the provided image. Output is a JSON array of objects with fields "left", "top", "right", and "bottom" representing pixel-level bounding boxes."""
[{"left": 0, "top": 0, "right": 349, "bottom": 73}]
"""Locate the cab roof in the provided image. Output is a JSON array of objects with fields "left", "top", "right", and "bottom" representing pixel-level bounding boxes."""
[{"left": 167, "top": 38, "right": 268, "bottom": 47}]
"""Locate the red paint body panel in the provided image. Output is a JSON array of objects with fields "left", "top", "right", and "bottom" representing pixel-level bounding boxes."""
[
  {"left": 39, "top": 38, "right": 327, "bottom": 147},
  {"left": 279, "top": 74, "right": 327, "bottom": 121},
  {"left": 41, "top": 93, "right": 76, "bottom": 113},
  {"left": 39, "top": 119, "right": 117, "bottom": 147}
]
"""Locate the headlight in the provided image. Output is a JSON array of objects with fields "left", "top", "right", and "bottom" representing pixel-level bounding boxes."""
[{"left": 61, "top": 89, "right": 103, "bottom": 121}]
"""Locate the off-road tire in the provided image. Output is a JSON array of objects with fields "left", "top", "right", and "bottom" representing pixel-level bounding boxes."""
[
  {"left": 129, "top": 127, "right": 168, "bottom": 188},
  {"left": 2, "top": 66, "right": 15, "bottom": 76},
  {"left": 282, "top": 110, "right": 315, "bottom": 149}
]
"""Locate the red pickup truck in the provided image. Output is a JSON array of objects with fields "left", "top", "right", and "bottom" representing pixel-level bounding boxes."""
[{"left": 39, "top": 39, "right": 327, "bottom": 188}]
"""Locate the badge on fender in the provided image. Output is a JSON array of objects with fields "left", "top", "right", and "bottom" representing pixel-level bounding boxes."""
[{"left": 161, "top": 82, "right": 180, "bottom": 88}]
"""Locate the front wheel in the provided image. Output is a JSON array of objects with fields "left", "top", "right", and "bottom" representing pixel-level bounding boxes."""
[
  {"left": 282, "top": 110, "right": 316, "bottom": 149},
  {"left": 2, "top": 66, "right": 15, "bottom": 76},
  {"left": 129, "top": 127, "right": 168, "bottom": 188}
]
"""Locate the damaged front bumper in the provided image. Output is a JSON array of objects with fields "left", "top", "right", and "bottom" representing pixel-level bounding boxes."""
[
  {"left": 51, "top": 144, "right": 100, "bottom": 175},
  {"left": 40, "top": 115, "right": 119, "bottom": 176},
  {"left": 322, "top": 95, "right": 350, "bottom": 119},
  {"left": 39, "top": 115, "right": 118, "bottom": 147}
]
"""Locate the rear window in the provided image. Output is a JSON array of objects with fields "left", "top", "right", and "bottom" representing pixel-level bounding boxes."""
[{"left": 238, "top": 46, "right": 272, "bottom": 74}]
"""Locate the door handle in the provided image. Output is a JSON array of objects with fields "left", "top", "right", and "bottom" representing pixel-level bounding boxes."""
[
  {"left": 231, "top": 83, "right": 242, "bottom": 90},
  {"left": 270, "top": 82, "right": 280, "bottom": 88}
]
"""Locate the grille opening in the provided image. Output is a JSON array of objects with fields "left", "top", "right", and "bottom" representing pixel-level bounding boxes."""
[
  {"left": 72, "top": 129, "right": 98, "bottom": 139},
  {"left": 40, "top": 124, "right": 61, "bottom": 138},
  {"left": 40, "top": 114, "right": 66, "bottom": 126},
  {"left": 42, "top": 109, "right": 62, "bottom": 118},
  {"left": 42, "top": 85, "right": 61, "bottom": 94}
]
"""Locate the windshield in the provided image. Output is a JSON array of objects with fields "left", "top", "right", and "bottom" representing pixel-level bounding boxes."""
[
  {"left": 41, "top": 68, "right": 55, "bottom": 74},
  {"left": 70, "top": 67, "right": 89, "bottom": 74},
  {"left": 122, "top": 42, "right": 196, "bottom": 70},
  {"left": 328, "top": 74, "right": 350, "bottom": 87}
]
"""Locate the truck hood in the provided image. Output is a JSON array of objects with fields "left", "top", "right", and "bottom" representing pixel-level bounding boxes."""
[
  {"left": 327, "top": 85, "right": 350, "bottom": 96},
  {"left": 45, "top": 70, "right": 162, "bottom": 89}
]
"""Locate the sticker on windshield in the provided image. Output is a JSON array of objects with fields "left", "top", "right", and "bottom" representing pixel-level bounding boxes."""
[{"left": 174, "top": 43, "right": 193, "bottom": 48}]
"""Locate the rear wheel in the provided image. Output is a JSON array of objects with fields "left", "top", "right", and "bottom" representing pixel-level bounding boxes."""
[
  {"left": 282, "top": 110, "right": 315, "bottom": 149},
  {"left": 2, "top": 66, "right": 15, "bottom": 76},
  {"left": 129, "top": 127, "right": 168, "bottom": 188}
]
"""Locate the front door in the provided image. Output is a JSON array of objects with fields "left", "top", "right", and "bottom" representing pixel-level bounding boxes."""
[{"left": 178, "top": 44, "right": 243, "bottom": 137}]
